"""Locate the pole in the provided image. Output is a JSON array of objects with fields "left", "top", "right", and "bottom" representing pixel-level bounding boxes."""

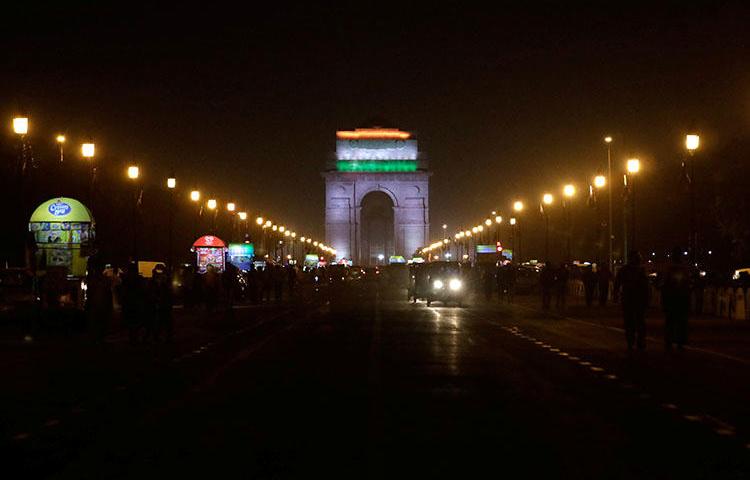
[
  {"left": 630, "top": 175, "right": 636, "bottom": 251},
  {"left": 607, "top": 142, "right": 613, "bottom": 271},
  {"left": 132, "top": 184, "right": 139, "bottom": 262},
  {"left": 168, "top": 190, "right": 174, "bottom": 271},
  {"left": 623, "top": 174, "right": 629, "bottom": 264},
  {"left": 689, "top": 152, "right": 696, "bottom": 265},
  {"left": 565, "top": 201, "right": 571, "bottom": 262},
  {"left": 545, "top": 212, "right": 550, "bottom": 261}
]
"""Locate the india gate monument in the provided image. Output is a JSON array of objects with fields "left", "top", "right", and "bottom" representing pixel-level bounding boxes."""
[{"left": 324, "top": 125, "right": 430, "bottom": 265}]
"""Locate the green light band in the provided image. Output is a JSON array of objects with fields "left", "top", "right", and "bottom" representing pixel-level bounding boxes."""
[{"left": 337, "top": 160, "right": 417, "bottom": 172}]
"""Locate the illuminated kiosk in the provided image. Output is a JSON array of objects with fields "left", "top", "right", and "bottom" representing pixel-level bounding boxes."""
[
  {"left": 29, "top": 197, "right": 94, "bottom": 278},
  {"left": 323, "top": 127, "right": 429, "bottom": 265},
  {"left": 192, "top": 235, "right": 227, "bottom": 273}
]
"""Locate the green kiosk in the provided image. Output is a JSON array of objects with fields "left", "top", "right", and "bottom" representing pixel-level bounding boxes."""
[{"left": 29, "top": 197, "right": 94, "bottom": 309}]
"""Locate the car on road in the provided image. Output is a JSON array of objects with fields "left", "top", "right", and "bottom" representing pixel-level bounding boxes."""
[{"left": 412, "top": 261, "right": 466, "bottom": 307}]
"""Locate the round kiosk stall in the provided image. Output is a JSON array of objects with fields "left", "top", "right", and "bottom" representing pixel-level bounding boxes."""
[
  {"left": 29, "top": 197, "right": 94, "bottom": 309},
  {"left": 192, "top": 235, "right": 227, "bottom": 273}
]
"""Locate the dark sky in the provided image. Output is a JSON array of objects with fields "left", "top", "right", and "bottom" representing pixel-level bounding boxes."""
[{"left": 2, "top": 2, "right": 749, "bottom": 255}]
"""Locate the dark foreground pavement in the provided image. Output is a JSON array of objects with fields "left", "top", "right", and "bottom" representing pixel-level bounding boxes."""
[{"left": 3, "top": 291, "right": 749, "bottom": 479}]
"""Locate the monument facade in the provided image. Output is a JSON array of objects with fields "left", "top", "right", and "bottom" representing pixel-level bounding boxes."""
[{"left": 323, "top": 127, "right": 429, "bottom": 265}]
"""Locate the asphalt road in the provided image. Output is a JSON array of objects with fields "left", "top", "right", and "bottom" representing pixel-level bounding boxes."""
[{"left": 4, "top": 290, "right": 750, "bottom": 479}]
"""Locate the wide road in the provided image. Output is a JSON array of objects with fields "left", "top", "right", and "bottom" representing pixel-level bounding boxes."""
[{"left": 6, "top": 290, "right": 750, "bottom": 479}]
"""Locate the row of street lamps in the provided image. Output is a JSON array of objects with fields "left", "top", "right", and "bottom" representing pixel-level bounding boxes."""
[
  {"left": 424, "top": 134, "right": 701, "bottom": 267},
  {"left": 10, "top": 115, "right": 335, "bottom": 265}
]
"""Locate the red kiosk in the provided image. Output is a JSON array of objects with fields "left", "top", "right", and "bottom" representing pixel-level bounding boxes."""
[{"left": 192, "top": 235, "right": 227, "bottom": 273}]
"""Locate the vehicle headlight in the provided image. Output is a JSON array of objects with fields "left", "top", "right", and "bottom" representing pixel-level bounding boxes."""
[
  {"left": 449, "top": 278, "right": 462, "bottom": 291},
  {"left": 433, "top": 279, "right": 444, "bottom": 290}
]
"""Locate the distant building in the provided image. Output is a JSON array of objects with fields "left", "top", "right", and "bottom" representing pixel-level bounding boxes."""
[{"left": 323, "top": 126, "right": 430, "bottom": 265}]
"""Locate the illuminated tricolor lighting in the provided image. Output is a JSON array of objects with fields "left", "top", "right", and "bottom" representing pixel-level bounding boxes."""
[{"left": 336, "top": 128, "right": 410, "bottom": 140}]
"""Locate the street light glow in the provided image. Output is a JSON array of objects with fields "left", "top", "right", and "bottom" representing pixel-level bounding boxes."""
[
  {"left": 190, "top": 190, "right": 200, "bottom": 202},
  {"left": 510, "top": 217, "right": 517, "bottom": 225},
  {"left": 238, "top": 212, "right": 247, "bottom": 220},
  {"left": 167, "top": 177, "right": 176, "bottom": 189},
  {"left": 563, "top": 184, "right": 576, "bottom": 197},
  {"left": 513, "top": 200, "right": 524, "bottom": 212},
  {"left": 279, "top": 226, "right": 285, "bottom": 232},
  {"left": 594, "top": 175, "right": 606, "bottom": 188},
  {"left": 686, "top": 134, "right": 700, "bottom": 152},
  {"left": 484, "top": 218, "right": 492, "bottom": 226},
  {"left": 272, "top": 225, "right": 278, "bottom": 231},
  {"left": 227, "top": 202, "right": 236, "bottom": 212},
  {"left": 265, "top": 220, "right": 272, "bottom": 227},
  {"left": 604, "top": 136, "right": 612, "bottom": 144},
  {"left": 627, "top": 158, "right": 641, "bottom": 174},
  {"left": 306, "top": 238, "right": 312, "bottom": 243},
  {"left": 207, "top": 199, "right": 217, "bottom": 210},
  {"left": 256, "top": 216, "right": 264, "bottom": 225},
  {"left": 313, "top": 241, "right": 318, "bottom": 246},
  {"left": 284, "top": 230, "right": 290, "bottom": 237},
  {"left": 56, "top": 134, "right": 66, "bottom": 143},
  {"left": 127, "top": 165, "right": 140, "bottom": 179},
  {"left": 543, "top": 193, "right": 554, "bottom": 205},
  {"left": 81, "top": 142, "right": 95, "bottom": 158},
  {"left": 472, "top": 227, "right": 478, "bottom": 234},
  {"left": 12, "top": 117, "right": 28, "bottom": 135}
]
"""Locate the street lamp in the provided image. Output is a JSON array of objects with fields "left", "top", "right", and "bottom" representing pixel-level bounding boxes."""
[
  {"left": 541, "top": 193, "right": 553, "bottom": 261},
  {"left": 513, "top": 200, "right": 524, "bottom": 212},
  {"left": 190, "top": 190, "right": 200, "bottom": 202},
  {"left": 509, "top": 217, "right": 517, "bottom": 263},
  {"left": 624, "top": 158, "right": 641, "bottom": 258},
  {"left": 166, "top": 174, "right": 176, "bottom": 270},
  {"left": 256, "top": 216, "right": 264, "bottom": 225},
  {"left": 604, "top": 136, "right": 614, "bottom": 271},
  {"left": 56, "top": 134, "right": 66, "bottom": 163},
  {"left": 82, "top": 141, "right": 96, "bottom": 207},
  {"left": 13, "top": 117, "right": 28, "bottom": 135},
  {"left": 594, "top": 175, "right": 606, "bottom": 189},
  {"left": 562, "top": 184, "right": 575, "bottom": 262},
  {"left": 127, "top": 164, "right": 141, "bottom": 261},
  {"left": 686, "top": 134, "right": 700, "bottom": 264}
]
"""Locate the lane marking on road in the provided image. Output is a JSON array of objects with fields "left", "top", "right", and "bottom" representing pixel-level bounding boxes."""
[
  {"left": 44, "top": 419, "right": 60, "bottom": 427},
  {"left": 605, "top": 374, "right": 618, "bottom": 380},
  {"left": 511, "top": 302, "right": 750, "bottom": 366},
  {"left": 590, "top": 366, "right": 605, "bottom": 372},
  {"left": 662, "top": 403, "right": 678, "bottom": 410},
  {"left": 13, "top": 432, "right": 30, "bottom": 441},
  {"left": 579, "top": 361, "right": 592, "bottom": 366}
]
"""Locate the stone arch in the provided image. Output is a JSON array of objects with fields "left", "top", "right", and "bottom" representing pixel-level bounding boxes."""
[{"left": 357, "top": 185, "right": 399, "bottom": 208}]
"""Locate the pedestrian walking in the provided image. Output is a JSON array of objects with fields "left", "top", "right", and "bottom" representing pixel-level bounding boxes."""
[
  {"left": 148, "top": 264, "right": 173, "bottom": 342},
  {"left": 582, "top": 265, "right": 597, "bottom": 307},
  {"left": 121, "top": 262, "right": 145, "bottom": 345},
  {"left": 614, "top": 251, "right": 649, "bottom": 350},
  {"left": 540, "top": 261, "right": 555, "bottom": 310},
  {"left": 85, "top": 255, "right": 113, "bottom": 343},
  {"left": 597, "top": 264, "right": 612, "bottom": 307},
  {"left": 554, "top": 264, "right": 569, "bottom": 311},
  {"left": 660, "top": 248, "right": 692, "bottom": 351}
]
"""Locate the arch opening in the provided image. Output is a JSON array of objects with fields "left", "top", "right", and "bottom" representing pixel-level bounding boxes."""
[{"left": 360, "top": 191, "right": 394, "bottom": 265}]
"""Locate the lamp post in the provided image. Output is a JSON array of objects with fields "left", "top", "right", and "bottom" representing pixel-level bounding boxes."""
[
  {"left": 625, "top": 159, "right": 641, "bottom": 256},
  {"left": 167, "top": 175, "right": 176, "bottom": 271},
  {"left": 226, "top": 202, "right": 236, "bottom": 242},
  {"left": 593, "top": 175, "right": 606, "bottom": 263},
  {"left": 604, "top": 136, "right": 613, "bottom": 270},
  {"left": 207, "top": 198, "right": 217, "bottom": 234},
  {"left": 190, "top": 190, "right": 201, "bottom": 241},
  {"left": 542, "top": 193, "right": 553, "bottom": 261},
  {"left": 82, "top": 141, "right": 96, "bottom": 208},
  {"left": 686, "top": 134, "right": 700, "bottom": 265},
  {"left": 56, "top": 135, "right": 66, "bottom": 163},
  {"left": 127, "top": 165, "right": 141, "bottom": 262},
  {"left": 12, "top": 117, "right": 29, "bottom": 176},
  {"left": 510, "top": 217, "right": 517, "bottom": 263},
  {"left": 563, "top": 184, "right": 575, "bottom": 262},
  {"left": 513, "top": 201, "right": 524, "bottom": 262}
]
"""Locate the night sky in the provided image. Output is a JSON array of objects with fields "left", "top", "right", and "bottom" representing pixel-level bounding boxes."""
[{"left": 3, "top": 2, "right": 749, "bottom": 259}]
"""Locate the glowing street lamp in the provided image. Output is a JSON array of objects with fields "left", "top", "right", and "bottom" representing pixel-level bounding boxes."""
[
  {"left": 495, "top": 215, "right": 502, "bottom": 223},
  {"left": 12, "top": 117, "right": 28, "bottom": 135},
  {"left": 513, "top": 200, "right": 524, "bottom": 212},
  {"left": 227, "top": 202, "right": 236, "bottom": 212},
  {"left": 238, "top": 211, "right": 247, "bottom": 221},
  {"left": 562, "top": 184, "right": 576, "bottom": 261},
  {"left": 127, "top": 165, "right": 140, "bottom": 179},
  {"left": 167, "top": 176, "right": 176, "bottom": 189},
  {"left": 256, "top": 216, "right": 264, "bottom": 225},
  {"left": 541, "top": 193, "right": 554, "bottom": 260},
  {"left": 626, "top": 158, "right": 640, "bottom": 174},
  {"left": 509, "top": 217, "right": 516, "bottom": 225},
  {"left": 686, "top": 134, "right": 700, "bottom": 152},
  {"left": 563, "top": 184, "right": 575, "bottom": 198},
  {"left": 265, "top": 220, "right": 272, "bottom": 228},
  {"left": 686, "top": 134, "right": 700, "bottom": 263},
  {"left": 190, "top": 190, "right": 201, "bottom": 202},
  {"left": 81, "top": 142, "right": 95, "bottom": 159},
  {"left": 594, "top": 175, "right": 606, "bottom": 189},
  {"left": 56, "top": 134, "right": 66, "bottom": 163},
  {"left": 207, "top": 199, "right": 217, "bottom": 210},
  {"left": 484, "top": 218, "right": 492, "bottom": 227}
]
